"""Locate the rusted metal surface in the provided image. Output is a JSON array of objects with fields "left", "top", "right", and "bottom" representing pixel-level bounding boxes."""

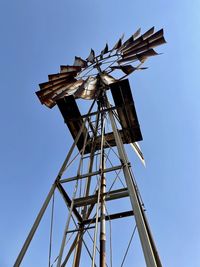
[
  {"left": 36, "top": 27, "right": 165, "bottom": 109},
  {"left": 73, "top": 56, "right": 88, "bottom": 68},
  {"left": 86, "top": 49, "right": 95, "bottom": 63},
  {"left": 110, "top": 79, "right": 142, "bottom": 142},
  {"left": 56, "top": 80, "right": 142, "bottom": 154},
  {"left": 74, "top": 76, "right": 98, "bottom": 99},
  {"left": 56, "top": 95, "right": 91, "bottom": 154}
]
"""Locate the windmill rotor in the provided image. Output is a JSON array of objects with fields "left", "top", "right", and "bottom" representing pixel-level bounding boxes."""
[
  {"left": 35, "top": 26, "right": 166, "bottom": 169},
  {"left": 36, "top": 27, "right": 166, "bottom": 109}
]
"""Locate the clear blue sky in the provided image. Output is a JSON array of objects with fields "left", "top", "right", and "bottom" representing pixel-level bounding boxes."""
[{"left": 1, "top": 0, "right": 200, "bottom": 266}]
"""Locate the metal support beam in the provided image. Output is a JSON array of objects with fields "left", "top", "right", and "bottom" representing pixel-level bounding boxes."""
[
  {"left": 107, "top": 99, "right": 160, "bottom": 267},
  {"left": 82, "top": 210, "right": 134, "bottom": 225},
  {"left": 14, "top": 184, "right": 56, "bottom": 267},
  {"left": 74, "top": 188, "right": 129, "bottom": 207},
  {"left": 60, "top": 165, "right": 122, "bottom": 183}
]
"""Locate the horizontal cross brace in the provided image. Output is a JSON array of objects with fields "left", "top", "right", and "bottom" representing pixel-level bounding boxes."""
[
  {"left": 66, "top": 226, "right": 95, "bottom": 234},
  {"left": 82, "top": 210, "right": 134, "bottom": 225},
  {"left": 74, "top": 188, "right": 129, "bottom": 208},
  {"left": 60, "top": 165, "right": 122, "bottom": 184},
  {"left": 81, "top": 106, "right": 116, "bottom": 119}
]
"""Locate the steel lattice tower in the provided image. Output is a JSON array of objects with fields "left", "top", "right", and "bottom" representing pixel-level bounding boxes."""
[{"left": 14, "top": 27, "right": 166, "bottom": 267}]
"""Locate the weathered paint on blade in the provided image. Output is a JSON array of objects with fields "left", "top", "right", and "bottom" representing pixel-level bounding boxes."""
[
  {"left": 73, "top": 56, "right": 88, "bottom": 68},
  {"left": 100, "top": 43, "right": 109, "bottom": 58},
  {"left": 60, "top": 65, "right": 81, "bottom": 73},
  {"left": 86, "top": 49, "right": 95, "bottom": 63},
  {"left": 39, "top": 77, "right": 74, "bottom": 90},
  {"left": 110, "top": 65, "right": 136, "bottom": 75},
  {"left": 48, "top": 72, "right": 78, "bottom": 81},
  {"left": 142, "top": 27, "right": 155, "bottom": 39},
  {"left": 122, "top": 36, "right": 166, "bottom": 58},
  {"left": 75, "top": 76, "right": 98, "bottom": 100},
  {"left": 133, "top": 28, "right": 141, "bottom": 39},
  {"left": 118, "top": 49, "right": 158, "bottom": 64},
  {"left": 36, "top": 79, "right": 83, "bottom": 106},
  {"left": 147, "top": 29, "right": 164, "bottom": 43},
  {"left": 111, "top": 33, "right": 124, "bottom": 52}
]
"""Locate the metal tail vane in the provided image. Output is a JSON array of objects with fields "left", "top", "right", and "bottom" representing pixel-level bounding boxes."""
[{"left": 36, "top": 27, "right": 166, "bottom": 109}]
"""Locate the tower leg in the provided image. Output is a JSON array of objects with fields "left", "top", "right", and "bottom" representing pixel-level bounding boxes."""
[
  {"left": 107, "top": 101, "right": 161, "bottom": 267},
  {"left": 13, "top": 184, "right": 56, "bottom": 267}
]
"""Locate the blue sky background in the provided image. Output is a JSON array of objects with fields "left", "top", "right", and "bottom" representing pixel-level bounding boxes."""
[{"left": 1, "top": 0, "right": 200, "bottom": 266}]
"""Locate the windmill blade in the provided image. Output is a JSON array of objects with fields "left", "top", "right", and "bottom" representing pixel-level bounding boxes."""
[
  {"left": 60, "top": 65, "right": 81, "bottom": 73},
  {"left": 36, "top": 79, "right": 83, "bottom": 107},
  {"left": 110, "top": 65, "right": 136, "bottom": 75},
  {"left": 100, "top": 73, "right": 117, "bottom": 85},
  {"left": 48, "top": 71, "right": 78, "bottom": 82},
  {"left": 100, "top": 43, "right": 109, "bottom": 58},
  {"left": 37, "top": 78, "right": 77, "bottom": 101},
  {"left": 121, "top": 28, "right": 164, "bottom": 54},
  {"left": 118, "top": 49, "right": 158, "bottom": 64},
  {"left": 133, "top": 28, "right": 141, "bottom": 39},
  {"left": 122, "top": 36, "right": 166, "bottom": 58},
  {"left": 119, "top": 28, "right": 141, "bottom": 52},
  {"left": 147, "top": 29, "right": 164, "bottom": 43},
  {"left": 130, "top": 142, "right": 146, "bottom": 166},
  {"left": 75, "top": 76, "right": 98, "bottom": 100},
  {"left": 53, "top": 79, "right": 85, "bottom": 100},
  {"left": 39, "top": 77, "right": 74, "bottom": 90},
  {"left": 110, "top": 65, "right": 148, "bottom": 75},
  {"left": 111, "top": 33, "right": 125, "bottom": 52},
  {"left": 142, "top": 27, "right": 155, "bottom": 39},
  {"left": 86, "top": 49, "right": 95, "bottom": 63},
  {"left": 73, "top": 56, "right": 88, "bottom": 68}
]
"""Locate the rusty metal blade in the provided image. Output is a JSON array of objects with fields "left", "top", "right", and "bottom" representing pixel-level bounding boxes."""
[
  {"left": 111, "top": 33, "right": 124, "bottom": 52},
  {"left": 147, "top": 29, "right": 164, "bottom": 43},
  {"left": 73, "top": 56, "right": 88, "bottom": 68},
  {"left": 100, "top": 43, "right": 109, "bottom": 58},
  {"left": 60, "top": 65, "right": 81, "bottom": 73},
  {"left": 121, "top": 28, "right": 163, "bottom": 54},
  {"left": 142, "top": 27, "right": 155, "bottom": 39},
  {"left": 86, "top": 49, "right": 95, "bottom": 63},
  {"left": 118, "top": 49, "right": 158, "bottom": 64},
  {"left": 119, "top": 29, "right": 141, "bottom": 51},
  {"left": 110, "top": 65, "right": 136, "bottom": 75},
  {"left": 37, "top": 78, "right": 77, "bottom": 100},
  {"left": 39, "top": 77, "right": 74, "bottom": 90},
  {"left": 111, "top": 65, "right": 147, "bottom": 74},
  {"left": 48, "top": 72, "right": 78, "bottom": 81},
  {"left": 133, "top": 28, "right": 141, "bottom": 39},
  {"left": 74, "top": 76, "right": 98, "bottom": 99},
  {"left": 122, "top": 36, "right": 166, "bottom": 58},
  {"left": 36, "top": 79, "right": 84, "bottom": 107},
  {"left": 137, "top": 49, "right": 158, "bottom": 62},
  {"left": 53, "top": 79, "right": 85, "bottom": 100}
]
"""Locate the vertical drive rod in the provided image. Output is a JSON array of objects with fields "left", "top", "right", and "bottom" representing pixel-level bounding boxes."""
[{"left": 100, "top": 108, "right": 106, "bottom": 267}]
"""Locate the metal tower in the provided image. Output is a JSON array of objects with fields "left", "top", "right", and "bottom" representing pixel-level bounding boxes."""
[{"left": 14, "top": 27, "right": 166, "bottom": 267}]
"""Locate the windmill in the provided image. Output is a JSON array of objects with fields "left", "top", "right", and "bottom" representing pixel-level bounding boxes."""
[{"left": 14, "top": 27, "right": 166, "bottom": 267}]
